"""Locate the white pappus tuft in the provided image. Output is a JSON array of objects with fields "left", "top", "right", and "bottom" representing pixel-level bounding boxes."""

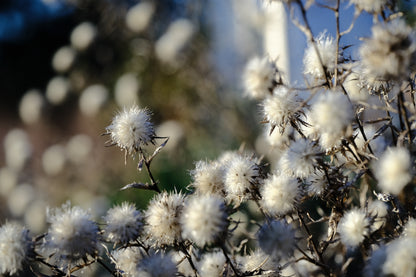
[
  {"left": 0, "top": 222, "right": 33, "bottom": 275},
  {"left": 180, "top": 194, "right": 228, "bottom": 247},
  {"left": 257, "top": 219, "right": 296, "bottom": 259},
  {"left": 243, "top": 56, "right": 276, "bottom": 100},
  {"left": 106, "top": 105, "right": 155, "bottom": 156},
  {"left": 44, "top": 202, "right": 99, "bottom": 266},
  {"left": 338, "top": 208, "right": 370, "bottom": 248},
  {"left": 144, "top": 191, "right": 185, "bottom": 247},
  {"left": 103, "top": 202, "right": 143, "bottom": 245}
]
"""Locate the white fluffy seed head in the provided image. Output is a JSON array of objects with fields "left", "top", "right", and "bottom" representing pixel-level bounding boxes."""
[
  {"left": 103, "top": 202, "right": 142, "bottom": 245},
  {"left": 190, "top": 160, "right": 225, "bottom": 196},
  {"left": 137, "top": 252, "right": 177, "bottom": 277},
  {"left": 106, "top": 105, "right": 155, "bottom": 155},
  {"left": 343, "top": 71, "right": 369, "bottom": 102},
  {"left": 70, "top": 21, "right": 97, "bottom": 51},
  {"left": 262, "top": 87, "right": 300, "bottom": 130},
  {"left": 52, "top": 46, "right": 76, "bottom": 73},
  {"left": 359, "top": 19, "right": 416, "bottom": 81},
  {"left": 111, "top": 247, "right": 144, "bottom": 276},
  {"left": 144, "top": 192, "right": 185, "bottom": 247},
  {"left": 198, "top": 251, "right": 226, "bottom": 277},
  {"left": 223, "top": 154, "right": 261, "bottom": 205},
  {"left": 19, "top": 89, "right": 45, "bottom": 125},
  {"left": 181, "top": 194, "right": 228, "bottom": 247},
  {"left": 310, "top": 92, "right": 353, "bottom": 135},
  {"left": 404, "top": 218, "right": 416, "bottom": 238},
  {"left": 338, "top": 208, "right": 370, "bottom": 248},
  {"left": 374, "top": 147, "right": 412, "bottom": 195},
  {"left": 243, "top": 56, "right": 275, "bottom": 99},
  {"left": 257, "top": 220, "right": 296, "bottom": 259},
  {"left": 45, "top": 202, "right": 99, "bottom": 265},
  {"left": 261, "top": 173, "right": 299, "bottom": 216},
  {"left": 383, "top": 237, "right": 416, "bottom": 277},
  {"left": 279, "top": 138, "right": 317, "bottom": 179},
  {"left": 3, "top": 129, "right": 32, "bottom": 172},
  {"left": 350, "top": 0, "right": 387, "bottom": 13},
  {"left": 79, "top": 84, "right": 109, "bottom": 116},
  {"left": 126, "top": 1, "right": 155, "bottom": 33},
  {"left": 303, "top": 33, "right": 341, "bottom": 80},
  {"left": 0, "top": 222, "right": 33, "bottom": 275}
]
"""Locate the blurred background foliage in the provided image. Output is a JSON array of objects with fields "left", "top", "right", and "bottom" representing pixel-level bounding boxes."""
[{"left": 0, "top": 0, "right": 261, "bottom": 232}]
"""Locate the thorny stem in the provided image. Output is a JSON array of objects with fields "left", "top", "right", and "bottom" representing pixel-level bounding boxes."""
[
  {"left": 398, "top": 90, "right": 413, "bottom": 143},
  {"left": 334, "top": 0, "right": 340, "bottom": 87},
  {"left": 97, "top": 257, "right": 118, "bottom": 277},
  {"left": 292, "top": 0, "right": 332, "bottom": 87},
  {"left": 179, "top": 244, "right": 199, "bottom": 277},
  {"left": 297, "top": 211, "right": 328, "bottom": 273},
  {"left": 138, "top": 148, "right": 161, "bottom": 193},
  {"left": 221, "top": 245, "right": 241, "bottom": 277}
]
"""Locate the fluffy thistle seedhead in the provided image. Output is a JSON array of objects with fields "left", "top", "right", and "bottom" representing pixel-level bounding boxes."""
[
  {"left": 303, "top": 32, "right": 342, "bottom": 80},
  {"left": 261, "top": 173, "right": 299, "bottom": 216},
  {"left": 374, "top": 146, "right": 412, "bottom": 195},
  {"left": 198, "top": 251, "right": 226, "bottom": 277},
  {"left": 0, "top": 222, "right": 33, "bottom": 276},
  {"left": 190, "top": 160, "right": 225, "bottom": 196},
  {"left": 257, "top": 220, "right": 296, "bottom": 259},
  {"left": 338, "top": 208, "right": 370, "bottom": 248},
  {"left": 44, "top": 202, "right": 99, "bottom": 266},
  {"left": 103, "top": 202, "right": 143, "bottom": 245},
  {"left": 106, "top": 105, "right": 155, "bottom": 157},
  {"left": 223, "top": 154, "right": 262, "bottom": 206},
  {"left": 243, "top": 56, "right": 276, "bottom": 100},
  {"left": 181, "top": 194, "right": 228, "bottom": 247},
  {"left": 279, "top": 138, "right": 317, "bottom": 179},
  {"left": 144, "top": 191, "right": 185, "bottom": 247},
  {"left": 359, "top": 18, "right": 416, "bottom": 82}
]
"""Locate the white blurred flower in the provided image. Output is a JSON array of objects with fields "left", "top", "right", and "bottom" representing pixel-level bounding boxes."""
[
  {"left": 190, "top": 160, "right": 225, "bottom": 196},
  {"left": 46, "top": 76, "right": 71, "bottom": 105},
  {"left": 52, "top": 46, "right": 76, "bottom": 73},
  {"left": 343, "top": 71, "right": 369, "bottom": 102},
  {"left": 223, "top": 154, "right": 261, "bottom": 205},
  {"left": 8, "top": 184, "right": 35, "bottom": 217},
  {"left": 19, "top": 89, "right": 44, "bottom": 125},
  {"left": 104, "top": 202, "right": 142, "bottom": 245},
  {"left": 0, "top": 167, "right": 18, "bottom": 196},
  {"left": 70, "top": 22, "right": 97, "bottom": 51},
  {"left": 198, "top": 251, "right": 226, "bottom": 277},
  {"left": 374, "top": 147, "right": 412, "bottom": 195},
  {"left": 137, "top": 252, "right": 177, "bottom": 277},
  {"left": 404, "top": 218, "right": 416, "bottom": 238},
  {"left": 304, "top": 33, "right": 341, "bottom": 80},
  {"left": 65, "top": 134, "right": 93, "bottom": 165},
  {"left": 310, "top": 92, "right": 353, "bottom": 150},
  {"left": 106, "top": 105, "right": 155, "bottom": 156},
  {"left": 3, "top": 129, "right": 32, "bottom": 172},
  {"left": 42, "top": 144, "right": 66, "bottom": 176},
  {"left": 156, "top": 120, "right": 184, "bottom": 151},
  {"left": 360, "top": 19, "right": 416, "bottom": 81},
  {"left": 350, "top": 0, "right": 387, "bottom": 13},
  {"left": 237, "top": 249, "right": 278, "bottom": 276},
  {"left": 24, "top": 199, "right": 47, "bottom": 234},
  {"left": 261, "top": 173, "right": 299, "bottom": 216},
  {"left": 45, "top": 202, "right": 99, "bottom": 266},
  {"left": 279, "top": 138, "right": 317, "bottom": 179},
  {"left": 257, "top": 220, "right": 296, "bottom": 259},
  {"left": 0, "top": 222, "right": 32, "bottom": 275},
  {"left": 338, "top": 208, "right": 370, "bottom": 247},
  {"left": 181, "top": 194, "right": 228, "bottom": 247},
  {"left": 111, "top": 247, "right": 144, "bottom": 276},
  {"left": 383, "top": 237, "right": 416, "bottom": 277},
  {"left": 243, "top": 56, "right": 275, "bottom": 99},
  {"left": 155, "top": 19, "right": 195, "bottom": 65},
  {"left": 79, "top": 84, "right": 109, "bottom": 116},
  {"left": 144, "top": 192, "right": 185, "bottom": 247},
  {"left": 125, "top": 1, "right": 155, "bottom": 33},
  {"left": 114, "top": 73, "right": 140, "bottom": 108},
  {"left": 262, "top": 87, "right": 301, "bottom": 131}
]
